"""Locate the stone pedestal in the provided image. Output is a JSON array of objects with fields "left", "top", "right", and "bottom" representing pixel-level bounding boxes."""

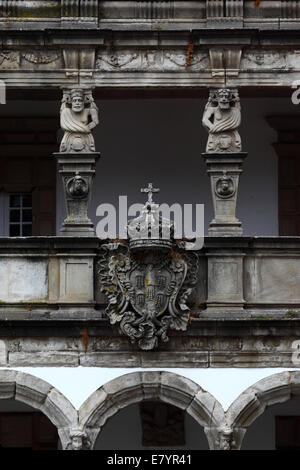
[
  {"left": 202, "top": 152, "right": 247, "bottom": 237},
  {"left": 54, "top": 152, "right": 100, "bottom": 237}
]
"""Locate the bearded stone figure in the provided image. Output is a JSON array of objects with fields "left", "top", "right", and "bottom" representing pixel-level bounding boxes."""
[
  {"left": 60, "top": 88, "right": 99, "bottom": 153},
  {"left": 202, "top": 88, "right": 241, "bottom": 153}
]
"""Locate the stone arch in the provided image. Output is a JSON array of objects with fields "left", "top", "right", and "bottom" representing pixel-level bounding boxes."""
[
  {"left": 79, "top": 371, "right": 226, "bottom": 449},
  {"left": 0, "top": 369, "right": 78, "bottom": 449},
  {"left": 226, "top": 371, "right": 300, "bottom": 449}
]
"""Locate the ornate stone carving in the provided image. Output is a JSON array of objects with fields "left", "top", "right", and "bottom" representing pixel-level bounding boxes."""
[
  {"left": 0, "top": 51, "right": 20, "bottom": 68},
  {"left": 202, "top": 88, "right": 242, "bottom": 153},
  {"left": 67, "top": 427, "right": 91, "bottom": 450},
  {"left": 60, "top": 88, "right": 99, "bottom": 153},
  {"left": 66, "top": 172, "right": 89, "bottom": 199},
  {"left": 96, "top": 50, "right": 209, "bottom": 72},
  {"left": 217, "top": 426, "right": 235, "bottom": 450},
  {"left": 21, "top": 51, "right": 61, "bottom": 64},
  {"left": 215, "top": 173, "right": 235, "bottom": 199},
  {"left": 241, "top": 50, "right": 287, "bottom": 69},
  {"left": 97, "top": 185, "right": 199, "bottom": 350}
]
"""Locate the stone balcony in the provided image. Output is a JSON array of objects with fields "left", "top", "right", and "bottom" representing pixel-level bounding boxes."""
[
  {"left": 0, "top": 236, "right": 300, "bottom": 368},
  {"left": 1, "top": 235, "right": 300, "bottom": 319}
]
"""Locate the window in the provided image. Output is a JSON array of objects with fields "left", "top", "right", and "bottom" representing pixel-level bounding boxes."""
[
  {"left": 0, "top": 192, "right": 32, "bottom": 236},
  {"left": 8, "top": 193, "right": 32, "bottom": 236}
]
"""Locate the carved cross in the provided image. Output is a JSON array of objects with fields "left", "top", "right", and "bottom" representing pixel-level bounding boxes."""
[{"left": 141, "top": 183, "right": 160, "bottom": 204}]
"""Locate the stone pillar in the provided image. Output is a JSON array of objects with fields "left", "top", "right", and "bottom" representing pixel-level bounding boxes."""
[
  {"left": 202, "top": 152, "right": 247, "bottom": 236},
  {"left": 54, "top": 152, "right": 100, "bottom": 236},
  {"left": 202, "top": 88, "right": 247, "bottom": 236},
  {"left": 54, "top": 88, "right": 100, "bottom": 237}
]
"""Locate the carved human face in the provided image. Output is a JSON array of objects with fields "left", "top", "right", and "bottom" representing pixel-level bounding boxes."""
[
  {"left": 218, "top": 90, "right": 230, "bottom": 109},
  {"left": 72, "top": 436, "right": 83, "bottom": 450},
  {"left": 221, "top": 180, "right": 229, "bottom": 192},
  {"left": 71, "top": 96, "right": 84, "bottom": 113}
]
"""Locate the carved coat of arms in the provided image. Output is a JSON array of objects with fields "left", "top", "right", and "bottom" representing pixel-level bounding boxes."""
[{"left": 97, "top": 184, "right": 199, "bottom": 350}]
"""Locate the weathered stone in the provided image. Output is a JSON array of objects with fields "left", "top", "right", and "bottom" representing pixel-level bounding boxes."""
[
  {"left": 79, "top": 388, "right": 108, "bottom": 426},
  {"left": 79, "top": 352, "right": 141, "bottom": 367},
  {"left": 0, "top": 340, "right": 7, "bottom": 366},
  {"left": 202, "top": 152, "right": 247, "bottom": 237},
  {"left": 15, "top": 372, "right": 51, "bottom": 408},
  {"left": 0, "top": 258, "right": 48, "bottom": 302},
  {"left": 9, "top": 352, "right": 79, "bottom": 367},
  {"left": 0, "top": 370, "right": 17, "bottom": 399},
  {"left": 202, "top": 88, "right": 242, "bottom": 153},
  {"left": 42, "top": 387, "right": 78, "bottom": 427},
  {"left": 140, "top": 371, "right": 162, "bottom": 401},
  {"left": 187, "top": 392, "right": 225, "bottom": 428}
]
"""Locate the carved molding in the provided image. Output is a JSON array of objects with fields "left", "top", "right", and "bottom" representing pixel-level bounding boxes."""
[
  {"left": 281, "top": 0, "right": 300, "bottom": 19},
  {"left": 206, "top": 0, "right": 224, "bottom": 18},
  {"left": 135, "top": 1, "right": 174, "bottom": 19},
  {"left": 96, "top": 49, "right": 209, "bottom": 72}
]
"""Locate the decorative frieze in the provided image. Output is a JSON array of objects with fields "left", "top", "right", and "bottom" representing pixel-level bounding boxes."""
[{"left": 96, "top": 49, "right": 209, "bottom": 72}]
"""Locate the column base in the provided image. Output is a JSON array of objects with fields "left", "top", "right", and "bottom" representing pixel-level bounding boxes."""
[
  {"left": 208, "top": 219, "right": 243, "bottom": 237},
  {"left": 60, "top": 219, "right": 96, "bottom": 237}
]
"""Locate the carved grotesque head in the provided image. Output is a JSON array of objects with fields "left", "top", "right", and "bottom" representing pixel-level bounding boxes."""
[
  {"left": 218, "top": 426, "right": 235, "bottom": 450},
  {"left": 71, "top": 89, "right": 84, "bottom": 113},
  {"left": 217, "top": 89, "right": 231, "bottom": 110},
  {"left": 69, "top": 428, "right": 84, "bottom": 450},
  {"left": 69, "top": 427, "right": 91, "bottom": 450}
]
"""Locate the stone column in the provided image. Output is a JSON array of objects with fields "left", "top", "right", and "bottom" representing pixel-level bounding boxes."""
[
  {"left": 202, "top": 88, "right": 247, "bottom": 236},
  {"left": 54, "top": 88, "right": 100, "bottom": 237},
  {"left": 202, "top": 152, "right": 247, "bottom": 236}
]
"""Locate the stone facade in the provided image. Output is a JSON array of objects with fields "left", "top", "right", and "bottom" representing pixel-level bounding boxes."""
[
  {"left": 0, "top": 0, "right": 300, "bottom": 451},
  {"left": 0, "top": 369, "right": 298, "bottom": 450}
]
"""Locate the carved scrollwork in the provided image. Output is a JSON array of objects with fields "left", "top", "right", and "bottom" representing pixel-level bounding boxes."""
[{"left": 97, "top": 244, "right": 198, "bottom": 350}]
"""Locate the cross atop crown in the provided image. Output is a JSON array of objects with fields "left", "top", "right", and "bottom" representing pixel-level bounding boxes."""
[{"left": 141, "top": 183, "right": 160, "bottom": 205}]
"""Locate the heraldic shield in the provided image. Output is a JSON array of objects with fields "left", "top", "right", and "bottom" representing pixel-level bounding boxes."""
[{"left": 97, "top": 184, "right": 200, "bottom": 351}]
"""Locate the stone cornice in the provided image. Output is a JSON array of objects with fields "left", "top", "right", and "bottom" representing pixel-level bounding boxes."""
[{"left": 1, "top": 1, "right": 300, "bottom": 32}]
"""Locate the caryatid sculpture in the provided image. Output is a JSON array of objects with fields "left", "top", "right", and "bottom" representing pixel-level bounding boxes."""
[
  {"left": 60, "top": 88, "right": 99, "bottom": 153},
  {"left": 54, "top": 88, "right": 100, "bottom": 236},
  {"left": 202, "top": 88, "right": 241, "bottom": 153}
]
